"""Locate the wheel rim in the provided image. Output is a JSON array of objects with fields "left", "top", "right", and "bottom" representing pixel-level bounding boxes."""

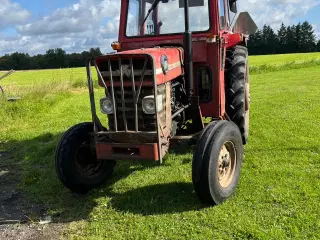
[
  {"left": 218, "top": 141, "right": 237, "bottom": 188},
  {"left": 74, "top": 142, "right": 102, "bottom": 177}
]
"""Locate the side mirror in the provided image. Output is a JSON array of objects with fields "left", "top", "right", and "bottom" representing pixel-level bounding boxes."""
[{"left": 229, "top": 0, "right": 237, "bottom": 13}]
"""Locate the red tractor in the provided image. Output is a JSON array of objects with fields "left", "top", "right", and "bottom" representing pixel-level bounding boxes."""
[{"left": 55, "top": 0, "right": 257, "bottom": 205}]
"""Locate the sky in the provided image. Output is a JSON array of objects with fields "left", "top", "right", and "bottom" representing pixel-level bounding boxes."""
[{"left": 0, "top": 0, "right": 319, "bottom": 55}]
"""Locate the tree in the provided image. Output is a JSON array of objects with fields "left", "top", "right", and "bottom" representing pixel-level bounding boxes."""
[
  {"left": 301, "top": 21, "right": 316, "bottom": 52},
  {"left": 248, "top": 30, "right": 264, "bottom": 55},
  {"left": 89, "top": 47, "right": 103, "bottom": 57},
  {"left": 294, "top": 23, "right": 302, "bottom": 52},
  {"left": 0, "top": 21, "right": 319, "bottom": 70},
  {"left": 285, "top": 25, "right": 296, "bottom": 53},
  {"left": 262, "top": 25, "right": 278, "bottom": 54},
  {"left": 45, "top": 48, "right": 66, "bottom": 68},
  {"left": 277, "top": 23, "right": 287, "bottom": 53}
]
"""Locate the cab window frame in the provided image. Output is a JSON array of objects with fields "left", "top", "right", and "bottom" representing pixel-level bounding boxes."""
[{"left": 125, "top": 0, "right": 212, "bottom": 38}]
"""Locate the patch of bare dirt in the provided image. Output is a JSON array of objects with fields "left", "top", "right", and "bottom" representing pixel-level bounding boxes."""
[
  {"left": 0, "top": 151, "right": 65, "bottom": 240},
  {"left": 0, "top": 223, "right": 66, "bottom": 240}
]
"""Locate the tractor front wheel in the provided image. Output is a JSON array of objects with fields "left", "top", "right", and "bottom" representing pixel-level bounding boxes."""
[
  {"left": 192, "top": 121, "right": 243, "bottom": 205},
  {"left": 55, "top": 122, "right": 116, "bottom": 193}
]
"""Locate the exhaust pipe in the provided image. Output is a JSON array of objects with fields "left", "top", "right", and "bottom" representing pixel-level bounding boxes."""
[{"left": 183, "top": 0, "right": 194, "bottom": 98}]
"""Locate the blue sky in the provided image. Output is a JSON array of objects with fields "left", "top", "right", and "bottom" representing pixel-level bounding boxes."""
[
  {"left": 294, "top": 5, "right": 320, "bottom": 27},
  {"left": 0, "top": 0, "right": 319, "bottom": 55},
  {"left": 15, "top": 0, "right": 78, "bottom": 16}
]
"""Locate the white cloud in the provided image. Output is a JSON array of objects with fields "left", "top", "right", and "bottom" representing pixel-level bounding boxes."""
[
  {"left": 239, "top": 0, "right": 320, "bottom": 29},
  {"left": 0, "top": 0, "right": 120, "bottom": 55},
  {"left": 0, "top": 0, "right": 30, "bottom": 29},
  {"left": 312, "top": 24, "right": 320, "bottom": 39},
  {"left": 17, "top": 0, "right": 120, "bottom": 36}
]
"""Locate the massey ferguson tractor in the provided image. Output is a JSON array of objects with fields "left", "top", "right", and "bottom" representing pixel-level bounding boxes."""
[{"left": 55, "top": 0, "right": 257, "bottom": 205}]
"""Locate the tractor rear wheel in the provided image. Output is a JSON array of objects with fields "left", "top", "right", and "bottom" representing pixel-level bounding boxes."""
[
  {"left": 55, "top": 122, "right": 116, "bottom": 193},
  {"left": 225, "top": 45, "right": 250, "bottom": 144},
  {"left": 192, "top": 121, "right": 243, "bottom": 205}
]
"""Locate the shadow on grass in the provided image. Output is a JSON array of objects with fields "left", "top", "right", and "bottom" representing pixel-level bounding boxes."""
[
  {"left": 109, "top": 182, "right": 203, "bottom": 215},
  {"left": 0, "top": 132, "right": 203, "bottom": 224}
]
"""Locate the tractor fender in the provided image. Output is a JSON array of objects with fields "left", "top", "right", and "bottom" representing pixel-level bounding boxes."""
[{"left": 192, "top": 120, "right": 228, "bottom": 182}]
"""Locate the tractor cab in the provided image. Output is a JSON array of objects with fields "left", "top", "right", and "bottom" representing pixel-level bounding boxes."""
[
  {"left": 124, "top": 0, "right": 210, "bottom": 37},
  {"left": 55, "top": 0, "right": 257, "bottom": 206}
]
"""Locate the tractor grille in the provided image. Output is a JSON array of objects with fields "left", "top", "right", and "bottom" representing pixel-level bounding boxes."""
[
  {"left": 96, "top": 56, "right": 166, "bottom": 132},
  {"left": 99, "top": 58, "right": 154, "bottom": 83},
  {"left": 108, "top": 87, "right": 156, "bottom": 131}
]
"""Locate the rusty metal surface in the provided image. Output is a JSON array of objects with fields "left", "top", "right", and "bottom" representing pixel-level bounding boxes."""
[
  {"left": 232, "top": 12, "right": 258, "bottom": 35},
  {"left": 96, "top": 142, "right": 159, "bottom": 161},
  {"left": 96, "top": 55, "right": 153, "bottom": 132},
  {"left": 0, "top": 70, "right": 15, "bottom": 81},
  {"left": 159, "top": 82, "right": 172, "bottom": 159},
  {"left": 98, "top": 132, "right": 158, "bottom": 144},
  {"left": 91, "top": 53, "right": 167, "bottom": 162}
]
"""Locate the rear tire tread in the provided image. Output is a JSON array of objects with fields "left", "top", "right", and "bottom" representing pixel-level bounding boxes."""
[{"left": 225, "top": 45, "right": 249, "bottom": 144}]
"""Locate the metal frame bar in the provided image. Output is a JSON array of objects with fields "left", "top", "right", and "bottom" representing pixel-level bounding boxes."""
[
  {"left": 88, "top": 54, "right": 163, "bottom": 162},
  {"left": 108, "top": 58, "right": 118, "bottom": 131},
  {"left": 0, "top": 70, "right": 15, "bottom": 81},
  {"left": 94, "top": 56, "right": 150, "bottom": 133},
  {"left": 135, "top": 59, "right": 148, "bottom": 103},
  {"left": 86, "top": 61, "right": 102, "bottom": 134},
  {"left": 118, "top": 57, "right": 128, "bottom": 131},
  {"left": 149, "top": 56, "right": 162, "bottom": 163},
  {"left": 129, "top": 58, "right": 138, "bottom": 132},
  {"left": 0, "top": 70, "right": 15, "bottom": 98},
  {"left": 94, "top": 62, "right": 111, "bottom": 99},
  {"left": 90, "top": 56, "right": 160, "bottom": 133},
  {"left": 97, "top": 131, "right": 157, "bottom": 135}
]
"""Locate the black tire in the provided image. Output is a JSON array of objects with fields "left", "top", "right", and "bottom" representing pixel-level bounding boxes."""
[
  {"left": 55, "top": 122, "right": 116, "bottom": 193},
  {"left": 192, "top": 121, "right": 243, "bottom": 205},
  {"left": 225, "top": 45, "right": 250, "bottom": 144}
]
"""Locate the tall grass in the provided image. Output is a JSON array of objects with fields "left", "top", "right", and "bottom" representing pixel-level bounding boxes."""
[{"left": 250, "top": 59, "right": 320, "bottom": 74}]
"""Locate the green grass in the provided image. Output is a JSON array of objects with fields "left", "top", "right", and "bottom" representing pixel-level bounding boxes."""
[
  {"left": 249, "top": 52, "right": 320, "bottom": 66},
  {"left": 0, "top": 53, "right": 320, "bottom": 239}
]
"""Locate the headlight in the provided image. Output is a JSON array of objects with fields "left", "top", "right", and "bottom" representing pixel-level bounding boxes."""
[
  {"left": 100, "top": 98, "right": 114, "bottom": 114},
  {"left": 142, "top": 95, "right": 164, "bottom": 114}
]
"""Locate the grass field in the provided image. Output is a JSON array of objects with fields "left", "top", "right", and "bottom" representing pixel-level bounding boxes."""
[
  {"left": 249, "top": 52, "right": 320, "bottom": 66},
  {"left": 0, "top": 53, "right": 320, "bottom": 239}
]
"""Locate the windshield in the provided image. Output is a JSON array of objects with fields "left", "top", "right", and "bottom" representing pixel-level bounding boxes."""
[{"left": 126, "top": 0, "right": 210, "bottom": 37}]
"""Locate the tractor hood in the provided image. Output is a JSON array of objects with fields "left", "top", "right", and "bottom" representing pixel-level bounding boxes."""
[{"left": 95, "top": 47, "right": 184, "bottom": 86}]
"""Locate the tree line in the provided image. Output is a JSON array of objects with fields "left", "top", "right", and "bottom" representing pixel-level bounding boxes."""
[
  {"left": 0, "top": 21, "right": 319, "bottom": 70},
  {"left": 0, "top": 47, "right": 103, "bottom": 71},
  {"left": 248, "top": 21, "right": 320, "bottom": 55}
]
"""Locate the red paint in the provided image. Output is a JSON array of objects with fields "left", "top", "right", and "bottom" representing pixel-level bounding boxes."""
[
  {"left": 96, "top": 47, "right": 183, "bottom": 86},
  {"left": 96, "top": 142, "right": 159, "bottom": 161},
  {"left": 103, "top": 0, "right": 245, "bottom": 119},
  {"left": 225, "top": 33, "right": 243, "bottom": 49}
]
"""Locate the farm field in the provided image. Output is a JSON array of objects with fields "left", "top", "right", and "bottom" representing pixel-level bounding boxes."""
[
  {"left": 249, "top": 52, "right": 320, "bottom": 66},
  {"left": 0, "top": 53, "right": 320, "bottom": 239}
]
